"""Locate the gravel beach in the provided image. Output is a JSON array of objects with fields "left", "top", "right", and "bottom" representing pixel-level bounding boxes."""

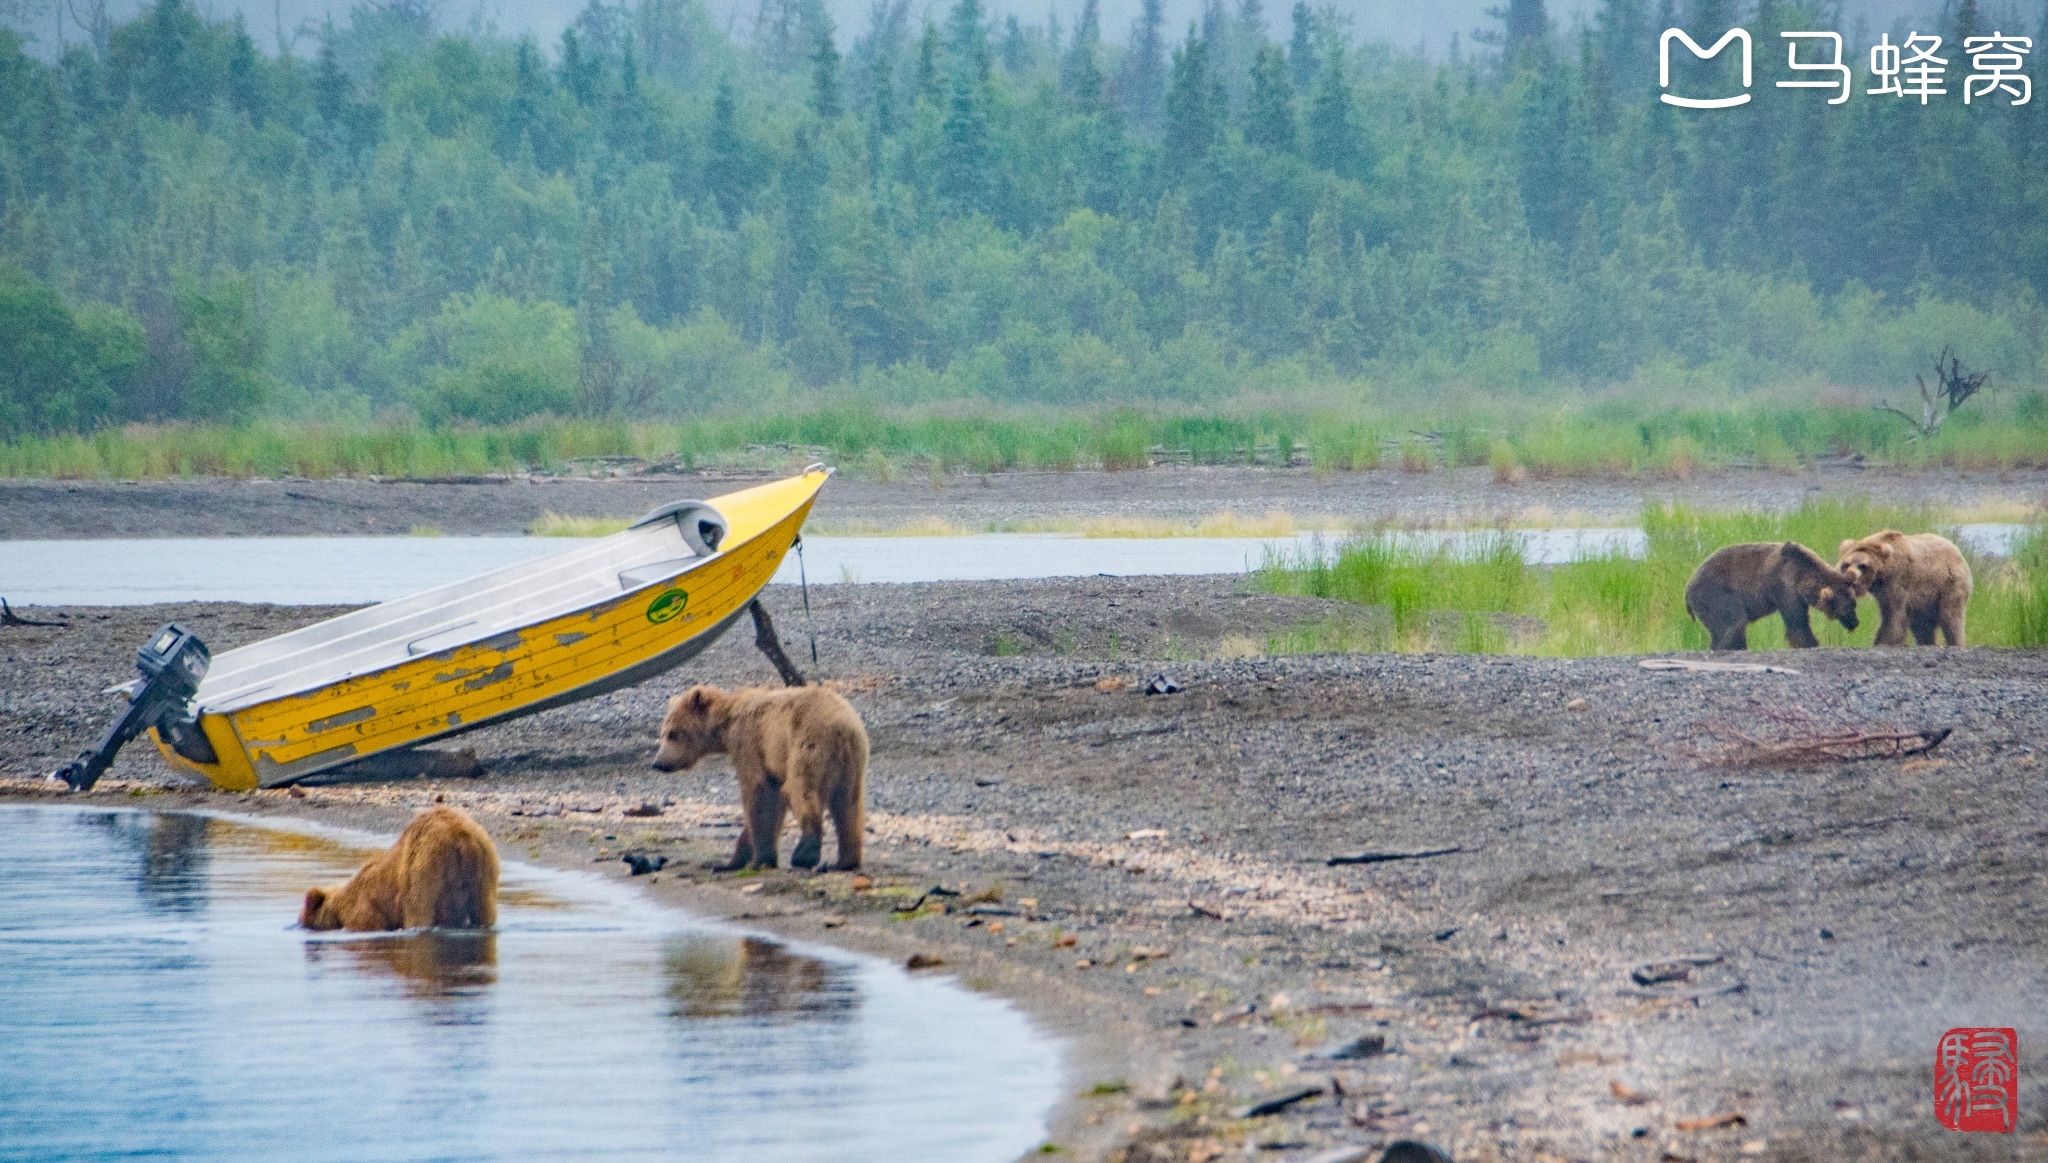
[
  {"left": 2, "top": 464, "right": 2044, "bottom": 539},
  {"left": 4, "top": 578, "right": 2044, "bottom": 1162}
]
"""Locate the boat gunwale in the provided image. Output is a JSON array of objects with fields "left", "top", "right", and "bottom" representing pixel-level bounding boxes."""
[
  {"left": 197, "top": 473, "right": 826, "bottom": 716},
  {"left": 196, "top": 533, "right": 742, "bottom": 714}
]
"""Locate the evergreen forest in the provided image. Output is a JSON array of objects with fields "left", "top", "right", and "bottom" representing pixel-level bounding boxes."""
[{"left": 2, "top": 0, "right": 2046, "bottom": 474}]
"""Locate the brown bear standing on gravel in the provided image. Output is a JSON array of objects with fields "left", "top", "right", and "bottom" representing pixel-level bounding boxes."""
[
  {"left": 652, "top": 684, "right": 868, "bottom": 872},
  {"left": 1685, "top": 541, "right": 1862, "bottom": 651},
  {"left": 300, "top": 807, "right": 500, "bottom": 931},
  {"left": 1837, "top": 530, "right": 1973, "bottom": 646}
]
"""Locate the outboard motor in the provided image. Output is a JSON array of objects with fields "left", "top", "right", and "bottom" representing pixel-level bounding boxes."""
[{"left": 53, "top": 624, "right": 212, "bottom": 792}]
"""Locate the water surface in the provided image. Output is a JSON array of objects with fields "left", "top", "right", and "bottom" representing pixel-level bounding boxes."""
[
  {"left": 0, "top": 525, "right": 2021, "bottom": 605},
  {"left": 0, "top": 805, "right": 1062, "bottom": 1162}
]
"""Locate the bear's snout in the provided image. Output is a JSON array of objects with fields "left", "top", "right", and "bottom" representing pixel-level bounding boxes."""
[{"left": 650, "top": 746, "right": 698, "bottom": 772}]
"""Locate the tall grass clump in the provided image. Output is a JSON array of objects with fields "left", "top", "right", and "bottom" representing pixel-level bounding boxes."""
[
  {"left": 527, "top": 512, "right": 631, "bottom": 537},
  {"left": 1968, "top": 525, "right": 2048, "bottom": 647},
  {"left": 1258, "top": 533, "right": 1533, "bottom": 650}
]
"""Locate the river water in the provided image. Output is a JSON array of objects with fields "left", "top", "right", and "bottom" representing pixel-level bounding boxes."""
[
  {"left": 0, "top": 526, "right": 2025, "bottom": 606},
  {"left": 0, "top": 805, "right": 1063, "bottom": 1162}
]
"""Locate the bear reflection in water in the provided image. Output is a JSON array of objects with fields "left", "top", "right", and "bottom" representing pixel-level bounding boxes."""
[
  {"left": 308, "top": 930, "right": 499, "bottom": 995},
  {"left": 664, "top": 936, "right": 854, "bottom": 1021}
]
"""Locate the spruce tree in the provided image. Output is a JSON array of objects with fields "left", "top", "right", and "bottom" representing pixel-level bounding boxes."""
[
  {"left": 938, "top": 0, "right": 992, "bottom": 211},
  {"left": 868, "top": 44, "right": 895, "bottom": 138},
  {"left": 1237, "top": 0, "right": 1264, "bottom": 42},
  {"left": 916, "top": 21, "right": 942, "bottom": 105},
  {"left": 1287, "top": 1, "right": 1314, "bottom": 91},
  {"left": 1244, "top": 42, "right": 1294, "bottom": 154},
  {"left": 1952, "top": 0, "right": 1979, "bottom": 48},
  {"left": 1063, "top": 0, "right": 1106, "bottom": 108},
  {"left": 811, "top": 14, "right": 841, "bottom": 118},
  {"left": 946, "top": 0, "right": 989, "bottom": 83},
  {"left": 1119, "top": 0, "right": 1165, "bottom": 126},
  {"left": 1500, "top": 0, "right": 1546, "bottom": 64},
  {"left": 1164, "top": 26, "right": 1216, "bottom": 172},
  {"left": 1001, "top": 15, "right": 1028, "bottom": 74},
  {"left": 706, "top": 77, "right": 746, "bottom": 226},
  {"left": 576, "top": 211, "right": 620, "bottom": 416},
  {"left": 1307, "top": 46, "right": 1356, "bottom": 174}
]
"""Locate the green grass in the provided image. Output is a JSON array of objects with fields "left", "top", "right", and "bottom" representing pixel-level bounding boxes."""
[
  {"left": 3, "top": 392, "right": 2047, "bottom": 480},
  {"left": 1971, "top": 526, "right": 2048, "bottom": 649},
  {"left": 527, "top": 512, "right": 632, "bottom": 537},
  {"left": 1255, "top": 499, "right": 2048, "bottom": 655}
]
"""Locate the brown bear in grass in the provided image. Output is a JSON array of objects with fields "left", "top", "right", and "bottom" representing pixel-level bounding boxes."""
[
  {"left": 651, "top": 684, "right": 868, "bottom": 871},
  {"left": 1836, "top": 530, "right": 1973, "bottom": 646},
  {"left": 1685, "top": 541, "right": 1861, "bottom": 651},
  {"left": 300, "top": 807, "right": 500, "bottom": 931}
]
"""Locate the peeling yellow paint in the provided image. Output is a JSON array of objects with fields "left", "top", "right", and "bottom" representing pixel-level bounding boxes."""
[
  {"left": 461, "top": 662, "right": 515, "bottom": 691},
  {"left": 306, "top": 706, "right": 375, "bottom": 734}
]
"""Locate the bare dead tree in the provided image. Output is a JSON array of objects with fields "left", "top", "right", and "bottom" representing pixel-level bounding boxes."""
[
  {"left": 64, "top": 0, "right": 108, "bottom": 55},
  {"left": 1875, "top": 346, "right": 1989, "bottom": 440}
]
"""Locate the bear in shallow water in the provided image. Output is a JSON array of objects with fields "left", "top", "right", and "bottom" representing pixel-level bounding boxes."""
[
  {"left": 1684, "top": 541, "right": 1861, "bottom": 651},
  {"left": 1837, "top": 530, "right": 1973, "bottom": 647},
  {"left": 652, "top": 684, "right": 868, "bottom": 872},
  {"left": 300, "top": 806, "right": 499, "bottom": 931}
]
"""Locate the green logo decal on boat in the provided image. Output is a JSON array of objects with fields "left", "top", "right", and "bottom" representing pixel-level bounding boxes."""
[{"left": 646, "top": 588, "right": 690, "bottom": 623}]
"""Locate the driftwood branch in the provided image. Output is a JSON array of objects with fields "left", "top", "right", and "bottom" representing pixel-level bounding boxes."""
[
  {"left": 748, "top": 600, "right": 809, "bottom": 687},
  {"left": 1327, "top": 845, "right": 1463, "bottom": 867},
  {"left": 1871, "top": 401, "right": 1927, "bottom": 433},
  {"left": 1, "top": 598, "right": 62, "bottom": 627},
  {"left": 1721, "top": 726, "right": 1951, "bottom": 766},
  {"left": 1705, "top": 699, "right": 1953, "bottom": 768},
  {"left": 1640, "top": 658, "right": 1798, "bottom": 675}
]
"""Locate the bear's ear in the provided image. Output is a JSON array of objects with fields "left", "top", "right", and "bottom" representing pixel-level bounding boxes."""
[
  {"left": 301, "top": 887, "right": 326, "bottom": 925},
  {"left": 1839, "top": 539, "right": 1856, "bottom": 556},
  {"left": 685, "top": 686, "right": 713, "bottom": 713},
  {"left": 1818, "top": 586, "right": 1834, "bottom": 603}
]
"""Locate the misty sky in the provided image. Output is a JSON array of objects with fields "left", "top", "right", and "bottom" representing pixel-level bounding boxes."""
[{"left": 10, "top": 0, "right": 1976, "bottom": 63}]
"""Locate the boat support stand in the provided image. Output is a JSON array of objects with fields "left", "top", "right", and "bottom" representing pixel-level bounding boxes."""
[{"left": 747, "top": 600, "right": 809, "bottom": 688}]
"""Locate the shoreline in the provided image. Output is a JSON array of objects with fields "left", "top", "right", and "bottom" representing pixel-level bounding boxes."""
[
  {"left": 3, "top": 464, "right": 2043, "bottom": 542},
  {"left": 5, "top": 585, "right": 2046, "bottom": 1160},
  {"left": 0, "top": 781, "right": 1144, "bottom": 1161}
]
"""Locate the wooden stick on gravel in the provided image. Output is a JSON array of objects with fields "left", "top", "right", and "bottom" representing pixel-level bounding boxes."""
[
  {"left": 1726, "top": 727, "right": 1952, "bottom": 765},
  {"left": 0, "top": 599, "right": 62, "bottom": 628},
  {"left": 1327, "top": 845, "right": 1463, "bottom": 867}
]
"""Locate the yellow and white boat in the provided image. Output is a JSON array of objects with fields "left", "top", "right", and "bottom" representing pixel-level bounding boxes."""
[{"left": 126, "top": 468, "right": 829, "bottom": 790}]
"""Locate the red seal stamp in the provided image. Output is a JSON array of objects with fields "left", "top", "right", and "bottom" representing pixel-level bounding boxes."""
[{"left": 1934, "top": 1027, "right": 2018, "bottom": 1132}]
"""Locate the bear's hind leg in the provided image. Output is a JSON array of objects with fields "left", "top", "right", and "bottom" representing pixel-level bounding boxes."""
[
  {"left": 1939, "top": 599, "right": 1967, "bottom": 647},
  {"left": 1711, "top": 620, "right": 1748, "bottom": 651},
  {"left": 828, "top": 774, "right": 863, "bottom": 871},
  {"left": 785, "top": 769, "right": 827, "bottom": 870},
  {"left": 746, "top": 782, "right": 788, "bottom": 869},
  {"left": 1909, "top": 606, "right": 1940, "bottom": 646}
]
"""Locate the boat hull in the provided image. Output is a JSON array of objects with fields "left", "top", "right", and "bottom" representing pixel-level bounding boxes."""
[{"left": 150, "top": 471, "right": 827, "bottom": 789}]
